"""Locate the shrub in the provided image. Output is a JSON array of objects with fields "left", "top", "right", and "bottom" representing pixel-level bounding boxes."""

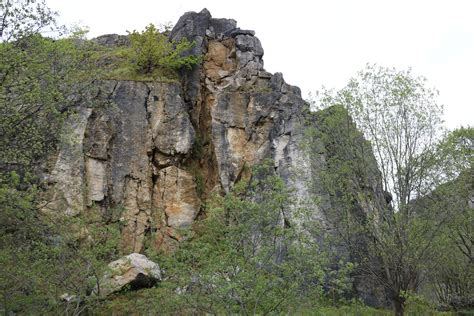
[{"left": 127, "top": 24, "right": 199, "bottom": 75}]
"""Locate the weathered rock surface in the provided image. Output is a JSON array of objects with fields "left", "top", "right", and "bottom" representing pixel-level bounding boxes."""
[
  {"left": 47, "top": 10, "right": 385, "bottom": 269},
  {"left": 148, "top": 83, "right": 195, "bottom": 156},
  {"left": 46, "top": 107, "right": 92, "bottom": 216},
  {"left": 153, "top": 166, "right": 201, "bottom": 228},
  {"left": 42, "top": 9, "right": 393, "bottom": 306},
  {"left": 94, "top": 253, "right": 161, "bottom": 298},
  {"left": 92, "top": 34, "right": 130, "bottom": 47}
]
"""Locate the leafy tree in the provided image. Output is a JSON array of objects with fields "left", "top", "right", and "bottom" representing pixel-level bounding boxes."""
[
  {"left": 424, "top": 128, "right": 473, "bottom": 310},
  {"left": 0, "top": 34, "right": 95, "bottom": 176},
  {"left": 0, "top": 1, "right": 112, "bottom": 314},
  {"left": 303, "top": 104, "right": 388, "bottom": 306},
  {"left": 313, "top": 65, "right": 470, "bottom": 315},
  {"left": 127, "top": 23, "right": 199, "bottom": 75},
  {"left": 321, "top": 65, "right": 445, "bottom": 210},
  {"left": 0, "top": 0, "right": 59, "bottom": 42}
]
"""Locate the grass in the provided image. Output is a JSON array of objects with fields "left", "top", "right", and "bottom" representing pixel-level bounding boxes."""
[{"left": 95, "top": 286, "right": 459, "bottom": 316}]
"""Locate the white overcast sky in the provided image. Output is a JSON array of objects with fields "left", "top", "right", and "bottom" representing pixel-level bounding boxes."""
[{"left": 46, "top": 0, "right": 473, "bottom": 130}]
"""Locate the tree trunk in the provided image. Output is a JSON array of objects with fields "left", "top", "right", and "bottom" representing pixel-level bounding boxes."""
[{"left": 393, "top": 297, "right": 405, "bottom": 316}]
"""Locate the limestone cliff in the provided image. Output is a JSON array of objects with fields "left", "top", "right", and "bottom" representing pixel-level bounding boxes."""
[{"left": 46, "top": 9, "right": 386, "bottom": 261}]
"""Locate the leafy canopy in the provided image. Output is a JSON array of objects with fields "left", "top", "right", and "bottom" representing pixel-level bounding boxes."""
[
  {"left": 127, "top": 23, "right": 199, "bottom": 75},
  {"left": 311, "top": 64, "right": 472, "bottom": 315}
]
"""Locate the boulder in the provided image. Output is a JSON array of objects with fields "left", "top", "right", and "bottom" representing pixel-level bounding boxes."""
[{"left": 95, "top": 253, "right": 161, "bottom": 298}]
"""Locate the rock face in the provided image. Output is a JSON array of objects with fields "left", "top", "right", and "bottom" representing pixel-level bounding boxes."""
[
  {"left": 153, "top": 166, "right": 201, "bottom": 228},
  {"left": 94, "top": 253, "right": 161, "bottom": 298},
  {"left": 47, "top": 9, "right": 385, "bottom": 267}
]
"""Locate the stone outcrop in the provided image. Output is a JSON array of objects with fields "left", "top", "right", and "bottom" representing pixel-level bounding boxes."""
[
  {"left": 94, "top": 253, "right": 161, "bottom": 298},
  {"left": 47, "top": 107, "right": 92, "bottom": 217},
  {"left": 47, "top": 9, "right": 386, "bottom": 267},
  {"left": 153, "top": 166, "right": 201, "bottom": 228}
]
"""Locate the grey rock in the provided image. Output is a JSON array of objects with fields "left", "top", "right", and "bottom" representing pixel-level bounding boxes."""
[
  {"left": 281, "top": 83, "right": 302, "bottom": 97},
  {"left": 235, "top": 35, "right": 264, "bottom": 56},
  {"left": 258, "top": 71, "right": 272, "bottom": 79},
  {"left": 210, "top": 18, "right": 237, "bottom": 37},
  {"left": 170, "top": 9, "right": 211, "bottom": 42},
  {"left": 84, "top": 111, "right": 112, "bottom": 160},
  {"left": 86, "top": 81, "right": 153, "bottom": 253},
  {"left": 92, "top": 34, "right": 130, "bottom": 47},
  {"left": 236, "top": 50, "right": 255, "bottom": 68},
  {"left": 106, "top": 81, "right": 151, "bottom": 204},
  {"left": 169, "top": 9, "right": 214, "bottom": 107},
  {"left": 147, "top": 82, "right": 195, "bottom": 155},
  {"left": 226, "top": 28, "right": 256, "bottom": 38},
  {"left": 270, "top": 72, "right": 285, "bottom": 91}
]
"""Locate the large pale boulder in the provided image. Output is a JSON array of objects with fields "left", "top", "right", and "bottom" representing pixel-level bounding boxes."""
[{"left": 95, "top": 253, "right": 161, "bottom": 298}]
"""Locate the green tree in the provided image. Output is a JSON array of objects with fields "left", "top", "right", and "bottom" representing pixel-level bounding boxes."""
[
  {"left": 0, "top": 1, "right": 112, "bottom": 314},
  {"left": 314, "top": 65, "right": 469, "bottom": 315},
  {"left": 0, "top": 33, "right": 95, "bottom": 176},
  {"left": 128, "top": 23, "right": 199, "bottom": 75},
  {"left": 424, "top": 128, "right": 473, "bottom": 310},
  {"left": 0, "top": 0, "right": 58, "bottom": 42},
  {"left": 303, "top": 104, "right": 388, "bottom": 306}
]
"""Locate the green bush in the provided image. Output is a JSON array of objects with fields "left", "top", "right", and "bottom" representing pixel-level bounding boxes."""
[{"left": 128, "top": 23, "right": 199, "bottom": 75}]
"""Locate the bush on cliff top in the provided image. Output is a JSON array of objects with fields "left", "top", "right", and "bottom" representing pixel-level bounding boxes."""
[
  {"left": 93, "top": 23, "right": 200, "bottom": 81},
  {"left": 128, "top": 23, "right": 199, "bottom": 75}
]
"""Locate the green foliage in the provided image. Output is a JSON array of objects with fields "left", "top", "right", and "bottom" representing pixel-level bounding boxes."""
[
  {"left": 0, "top": 34, "right": 97, "bottom": 177},
  {"left": 425, "top": 169, "right": 473, "bottom": 310},
  {"left": 130, "top": 162, "right": 349, "bottom": 314},
  {"left": 310, "top": 65, "right": 472, "bottom": 315},
  {"left": 128, "top": 23, "right": 199, "bottom": 76},
  {"left": 0, "top": 0, "right": 59, "bottom": 42},
  {"left": 0, "top": 172, "right": 54, "bottom": 313},
  {"left": 0, "top": 2, "right": 115, "bottom": 314},
  {"left": 0, "top": 171, "right": 122, "bottom": 314},
  {"left": 315, "top": 304, "right": 392, "bottom": 316},
  {"left": 303, "top": 104, "right": 387, "bottom": 308},
  {"left": 317, "top": 64, "right": 445, "bottom": 210},
  {"left": 88, "top": 23, "right": 200, "bottom": 81},
  {"left": 398, "top": 128, "right": 473, "bottom": 311},
  {"left": 165, "top": 162, "right": 316, "bottom": 314}
]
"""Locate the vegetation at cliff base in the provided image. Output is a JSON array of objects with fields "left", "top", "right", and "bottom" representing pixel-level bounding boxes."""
[{"left": 98, "top": 162, "right": 358, "bottom": 314}]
